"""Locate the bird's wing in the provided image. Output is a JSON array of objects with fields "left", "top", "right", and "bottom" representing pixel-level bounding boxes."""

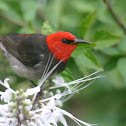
[
  {"left": 2, "top": 33, "right": 23, "bottom": 58},
  {"left": 17, "top": 34, "right": 49, "bottom": 67},
  {"left": 2, "top": 33, "right": 49, "bottom": 67}
]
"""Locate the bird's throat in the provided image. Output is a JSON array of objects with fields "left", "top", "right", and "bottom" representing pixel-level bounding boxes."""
[{"left": 51, "top": 44, "right": 77, "bottom": 62}]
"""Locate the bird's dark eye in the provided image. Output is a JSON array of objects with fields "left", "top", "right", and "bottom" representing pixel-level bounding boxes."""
[
  {"left": 62, "top": 38, "right": 67, "bottom": 43},
  {"left": 62, "top": 38, "right": 73, "bottom": 44}
]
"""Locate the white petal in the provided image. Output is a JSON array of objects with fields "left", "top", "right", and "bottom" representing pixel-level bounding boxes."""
[
  {"left": 53, "top": 109, "right": 68, "bottom": 126},
  {"left": 0, "top": 104, "right": 8, "bottom": 115},
  {"left": 4, "top": 78, "right": 10, "bottom": 88},
  {"left": 56, "top": 107, "right": 94, "bottom": 126},
  {"left": 28, "top": 122, "right": 37, "bottom": 126},
  {"left": 58, "top": 114, "right": 68, "bottom": 126},
  {"left": 0, "top": 89, "right": 14, "bottom": 103},
  {"left": 26, "top": 86, "right": 40, "bottom": 96},
  {"left": 0, "top": 78, "right": 11, "bottom": 89}
]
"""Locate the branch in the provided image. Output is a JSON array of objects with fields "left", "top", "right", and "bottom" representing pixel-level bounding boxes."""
[
  {"left": 0, "top": 14, "right": 41, "bottom": 33},
  {"left": 37, "top": 9, "right": 46, "bottom": 21},
  {"left": 104, "top": 0, "right": 126, "bottom": 34}
]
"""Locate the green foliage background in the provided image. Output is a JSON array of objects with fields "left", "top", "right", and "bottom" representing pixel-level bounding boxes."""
[{"left": 0, "top": 0, "right": 126, "bottom": 125}]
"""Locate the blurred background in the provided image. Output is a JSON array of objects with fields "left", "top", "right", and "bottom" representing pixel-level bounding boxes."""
[{"left": 0, "top": 0, "right": 126, "bottom": 125}]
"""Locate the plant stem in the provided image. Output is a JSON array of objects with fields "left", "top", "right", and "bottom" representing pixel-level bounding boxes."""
[
  {"left": 0, "top": 14, "right": 41, "bottom": 33},
  {"left": 104, "top": 0, "right": 126, "bottom": 34}
]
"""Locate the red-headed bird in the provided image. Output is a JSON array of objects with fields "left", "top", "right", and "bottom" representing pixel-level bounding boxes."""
[{"left": 0, "top": 32, "right": 90, "bottom": 80}]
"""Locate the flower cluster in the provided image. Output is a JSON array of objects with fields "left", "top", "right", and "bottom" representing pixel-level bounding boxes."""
[{"left": 0, "top": 69, "right": 103, "bottom": 126}]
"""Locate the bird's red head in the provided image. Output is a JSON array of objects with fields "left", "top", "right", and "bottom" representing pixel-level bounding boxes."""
[{"left": 46, "top": 32, "right": 90, "bottom": 62}]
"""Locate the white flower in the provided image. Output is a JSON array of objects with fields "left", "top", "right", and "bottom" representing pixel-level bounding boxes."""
[
  {"left": 26, "top": 86, "right": 40, "bottom": 96},
  {"left": 0, "top": 78, "right": 15, "bottom": 103},
  {"left": 0, "top": 104, "right": 9, "bottom": 116},
  {"left": 0, "top": 68, "right": 103, "bottom": 126}
]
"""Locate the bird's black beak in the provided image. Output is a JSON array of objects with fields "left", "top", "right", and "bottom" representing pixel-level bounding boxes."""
[{"left": 73, "top": 39, "right": 91, "bottom": 45}]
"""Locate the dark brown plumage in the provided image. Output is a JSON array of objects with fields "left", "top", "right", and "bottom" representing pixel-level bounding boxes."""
[{"left": 0, "top": 32, "right": 90, "bottom": 80}]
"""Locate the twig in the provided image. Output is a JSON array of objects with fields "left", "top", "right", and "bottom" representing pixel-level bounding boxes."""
[
  {"left": 104, "top": 0, "right": 126, "bottom": 34},
  {"left": 37, "top": 9, "right": 46, "bottom": 21},
  {"left": 0, "top": 14, "right": 27, "bottom": 27},
  {"left": 0, "top": 14, "right": 41, "bottom": 33}
]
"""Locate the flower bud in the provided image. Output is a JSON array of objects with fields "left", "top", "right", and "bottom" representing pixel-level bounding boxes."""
[
  {"left": 28, "top": 111, "right": 35, "bottom": 117},
  {"left": 9, "top": 102, "right": 16, "bottom": 108},
  {"left": 18, "top": 105, "right": 23, "bottom": 110},
  {"left": 22, "top": 99, "right": 31, "bottom": 106},
  {"left": 22, "top": 92, "right": 28, "bottom": 99}
]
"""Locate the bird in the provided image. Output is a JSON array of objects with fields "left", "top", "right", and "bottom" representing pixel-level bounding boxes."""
[{"left": 0, "top": 32, "right": 90, "bottom": 81}]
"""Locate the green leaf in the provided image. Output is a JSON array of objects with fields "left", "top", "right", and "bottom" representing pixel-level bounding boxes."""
[
  {"left": 5, "top": 1, "right": 23, "bottom": 19},
  {"left": 67, "top": 57, "right": 84, "bottom": 79},
  {"left": 72, "top": 50, "right": 101, "bottom": 70},
  {"left": 94, "top": 30, "right": 122, "bottom": 50},
  {"left": 20, "top": 0, "right": 39, "bottom": 21},
  {"left": 72, "top": 43, "right": 96, "bottom": 57},
  {"left": 1, "top": 1, "right": 23, "bottom": 22},
  {"left": 102, "top": 47, "right": 121, "bottom": 56},
  {"left": 94, "top": 30, "right": 122, "bottom": 41},
  {"left": 60, "top": 57, "right": 86, "bottom": 81},
  {"left": 0, "top": 1, "right": 9, "bottom": 11},
  {"left": 79, "top": 11, "right": 96, "bottom": 39},
  {"left": 94, "top": 40, "right": 120, "bottom": 50},
  {"left": 104, "top": 56, "right": 120, "bottom": 71},
  {"left": 117, "top": 36, "right": 126, "bottom": 53},
  {"left": 60, "top": 67, "right": 74, "bottom": 82},
  {"left": 83, "top": 50, "right": 101, "bottom": 69},
  {"left": 77, "top": 43, "right": 96, "bottom": 49},
  {"left": 70, "top": 0, "right": 96, "bottom": 13},
  {"left": 107, "top": 68, "right": 123, "bottom": 88},
  {"left": 117, "top": 57, "right": 126, "bottom": 82}
]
